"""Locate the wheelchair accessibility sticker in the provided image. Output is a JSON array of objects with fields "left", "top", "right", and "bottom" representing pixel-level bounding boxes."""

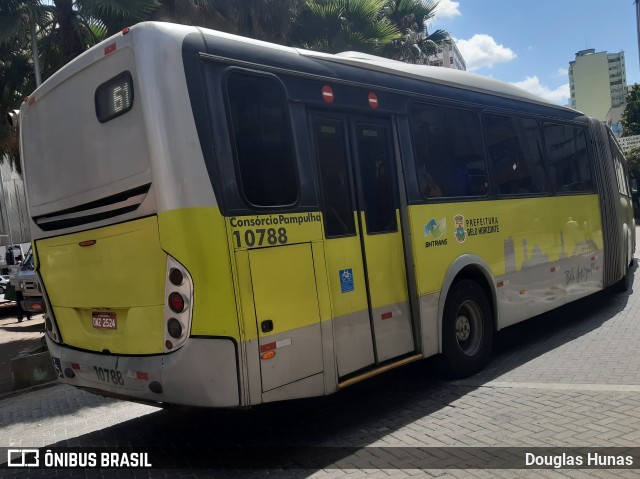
[{"left": 339, "top": 268, "right": 354, "bottom": 293}]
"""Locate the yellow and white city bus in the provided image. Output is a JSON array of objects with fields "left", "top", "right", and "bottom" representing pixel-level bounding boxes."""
[{"left": 19, "top": 22, "right": 635, "bottom": 407}]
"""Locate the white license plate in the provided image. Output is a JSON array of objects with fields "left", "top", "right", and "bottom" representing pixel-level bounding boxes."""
[{"left": 92, "top": 311, "right": 117, "bottom": 330}]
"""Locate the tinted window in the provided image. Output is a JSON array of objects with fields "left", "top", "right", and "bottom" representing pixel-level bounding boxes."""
[
  {"left": 226, "top": 73, "right": 298, "bottom": 207},
  {"left": 356, "top": 123, "right": 397, "bottom": 234},
  {"left": 312, "top": 118, "right": 356, "bottom": 237},
  {"left": 609, "top": 133, "right": 630, "bottom": 196},
  {"left": 410, "top": 104, "right": 488, "bottom": 198},
  {"left": 544, "top": 124, "right": 593, "bottom": 193},
  {"left": 484, "top": 114, "right": 548, "bottom": 195}
]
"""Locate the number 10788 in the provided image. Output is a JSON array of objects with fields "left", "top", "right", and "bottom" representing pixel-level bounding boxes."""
[{"left": 232, "top": 227, "right": 288, "bottom": 248}]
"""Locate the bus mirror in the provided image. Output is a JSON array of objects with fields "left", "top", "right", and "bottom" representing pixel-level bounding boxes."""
[{"left": 7, "top": 110, "right": 19, "bottom": 128}]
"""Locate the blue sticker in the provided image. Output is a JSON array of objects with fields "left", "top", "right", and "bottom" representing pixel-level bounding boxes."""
[
  {"left": 339, "top": 268, "right": 354, "bottom": 293},
  {"left": 51, "top": 357, "right": 64, "bottom": 378}
]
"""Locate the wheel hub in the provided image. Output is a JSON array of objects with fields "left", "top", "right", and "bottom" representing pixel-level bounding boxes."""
[
  {"left": 454, "top": 300, "right": 483, "bottom": 356},
  {"left": 456, "top": 315, "right": 471, "bottom": 342}
]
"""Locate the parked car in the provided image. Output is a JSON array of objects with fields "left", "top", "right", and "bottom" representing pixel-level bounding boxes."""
[
  {"left": 0, "top": 275, "right": 9, "bottom": 295},
  {"left": 16, "top": 250, "right": 45, "bottom": 314}
]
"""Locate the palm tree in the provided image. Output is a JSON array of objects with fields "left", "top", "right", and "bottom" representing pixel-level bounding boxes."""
[
  {"left": 0, "top": 43, "right": 34, "bottom": 171},
  {"left": 151, "top": 0, "right": 232, "bottom": 33},
  {"left": 290, "top": 0, "right": 400, "bottom": 55},
  {"left": 382, "top": 0, "right": 450, "bottom": 63},
  {"left": 37, "top": 0, "right": 160, "bottom": 79},
  {"left": 0, "top": 0, "right": 48, "bottom": 86},
  {"left": 150, "top": 0, "right": 304, "bottom": 45},
  {"left": 225, "top": 0, "right": 305, "bottom": 45}
]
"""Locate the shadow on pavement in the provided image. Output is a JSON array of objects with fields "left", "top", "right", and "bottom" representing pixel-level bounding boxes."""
[{"left": 0, "top": 303, "right": 20, "bottom": 320}]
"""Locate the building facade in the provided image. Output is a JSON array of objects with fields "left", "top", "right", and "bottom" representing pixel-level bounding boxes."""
[
  {"left": 428, "top": 41, "right": 466, "bottom": 71},
  {"left": 569, "top": 49, "right": 627, "bottom": 120}
]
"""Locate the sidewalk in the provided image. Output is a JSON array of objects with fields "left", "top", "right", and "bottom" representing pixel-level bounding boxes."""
[{"left": 0, "top": 301, "right": 46, "bottom": 394}]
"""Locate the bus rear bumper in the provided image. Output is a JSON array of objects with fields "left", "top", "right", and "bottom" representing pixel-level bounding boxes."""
[{"left": 46, "top": 337, "right": 240, "bottom": 407}]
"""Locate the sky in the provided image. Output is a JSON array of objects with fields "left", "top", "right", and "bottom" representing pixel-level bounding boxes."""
[{"left": 430, "top": 0, "right": 639, "bottom": 106}]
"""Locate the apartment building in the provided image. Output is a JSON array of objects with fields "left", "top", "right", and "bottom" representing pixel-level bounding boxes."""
[
  {"left": 427, "top": 41, "right": 467, "bottom": 71},
  {"left": 569, "top": 48, "right": 627, "bottom": 120}
]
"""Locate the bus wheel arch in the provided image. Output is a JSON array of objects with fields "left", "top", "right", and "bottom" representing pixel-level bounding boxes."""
[{"left": 438, "top": 258, "right": 497, "bottom": 378}]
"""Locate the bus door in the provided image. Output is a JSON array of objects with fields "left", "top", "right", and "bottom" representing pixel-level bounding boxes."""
[{"left": 310, "top": 113, "right": 415, "bottom": 379}]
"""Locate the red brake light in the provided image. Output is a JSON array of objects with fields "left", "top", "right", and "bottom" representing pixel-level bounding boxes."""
[{"left": 168, "top": 292, "right": 185, "bottom": 313}]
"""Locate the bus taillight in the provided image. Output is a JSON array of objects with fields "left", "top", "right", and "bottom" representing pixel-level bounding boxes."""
[
  {"left": 168, "top": 292, "right": 185, "bottom": 313},
  {"left": 169, "top": 268, "right": 183, "bottom": 286},
  {"left": 167, "top": 318, "right": 183, "bottom": 339},
  {"left": 164, "top": 256, "right": 193, "bottom": 353}
]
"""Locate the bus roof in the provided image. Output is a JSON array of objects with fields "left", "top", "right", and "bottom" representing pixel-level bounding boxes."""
[
  {"left": 25, "top": 21, "right": 575, "bottom": 115},
  {"left": 192, "top": 22, "right": 573, "bottom": 112},
  {"left": 300, "top": 49, "right": 570, "bottom": 111}
]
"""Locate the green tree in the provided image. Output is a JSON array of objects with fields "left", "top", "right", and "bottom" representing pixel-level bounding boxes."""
[
  {"left": 625, "top": 146, "right": 640, "bottom": 177},
  {"left": 290, "top": 0, "right": 400, "bottom": 55},
  {"left": 0, "top": 43, "right": 34, "bottom": 170},
  {"left": 383, "top": 0, "right": 450, "bottom": 63},
  {"left": 0, "top": 0, "right": 47, "bottom": 169},
  {"left": 150, "top": 0, "right": 303, "bottom": 45},
  {"left": 622, "top": 84, "right": 640, "bottom": 137},
  {"left": 217, "top": 0, "right": 304, "bottom": 44},
  {"left": 151, "top": 0, "right": 232, "bottom": 33},
  {"left": 37, "top": 0, "right": 159, "bottom": 79},
  {"left": 0, "top": 1, "right": 48, "bottom": 87}
]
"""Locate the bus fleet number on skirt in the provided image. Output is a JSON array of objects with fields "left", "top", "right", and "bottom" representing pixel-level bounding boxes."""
[{"left": 232, "top": 227, "right": 289, "bottom": 248}]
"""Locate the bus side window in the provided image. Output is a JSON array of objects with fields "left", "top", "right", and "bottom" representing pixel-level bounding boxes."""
[
  {"left": 544, "top": 123, "right": 593, "bottom": 193},
  {"left": 410, "top": 103, "right": 487, "bottom": 199},
  {"left": 608, "top": 133, "right": 631, "bottom": 197},
  {"left": 484, "top": 114, "right": 548, "bottom": 196},
  {"left": 226, "top": 72, "right": 299, "bottom": 208}
]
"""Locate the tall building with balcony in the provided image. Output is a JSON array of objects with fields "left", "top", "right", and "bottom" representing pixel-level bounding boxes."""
[
  {"left": 568, "top": 49, "right": 627, "bottom": 120},
  {"left": 427, "top": 41, "right": 466, "bottom": 71}
]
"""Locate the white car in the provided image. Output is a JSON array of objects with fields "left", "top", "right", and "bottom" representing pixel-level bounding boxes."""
[
  {"left": 0, "top": 275, "right": 9, "bottom": 295},
  {"left": 17, "top": 251, "right": 44, "bottom": 314}
]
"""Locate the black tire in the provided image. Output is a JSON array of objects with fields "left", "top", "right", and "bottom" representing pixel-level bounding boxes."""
[
  {"left": 613, "top": 258, "right": 631, "bottom": 293},
  {"left": 442, "top": 279, "right": 494, "bottom": 378}
]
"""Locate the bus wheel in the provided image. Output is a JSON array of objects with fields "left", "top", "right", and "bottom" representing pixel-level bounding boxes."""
[
  {"left": 613, "top": 259, "right": 630, "bottom": 293},
  {"left": 442, "top": 279, "right": 493, "bottom": 378}
]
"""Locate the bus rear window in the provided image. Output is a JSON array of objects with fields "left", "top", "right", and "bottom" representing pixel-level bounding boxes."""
[{"left": 226, "top": 72, "right": 298, "bottom": 208}]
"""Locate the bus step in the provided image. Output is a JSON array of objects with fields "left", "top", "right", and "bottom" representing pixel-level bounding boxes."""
[{"left": 338, "top": 353, "right": 423, "bottom": 389}]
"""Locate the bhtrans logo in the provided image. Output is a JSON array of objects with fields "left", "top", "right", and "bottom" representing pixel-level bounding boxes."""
[
  {"left": 424, "top": 218, "right": 448, "bottom": 248},
  {"left": 7, "top": 449, "right": 39, "bottom": 467}
]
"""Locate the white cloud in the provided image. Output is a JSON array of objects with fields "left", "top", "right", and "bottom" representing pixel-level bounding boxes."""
[
  {"left": 510, "top": 76, "right": 570, "bottom": 105},
  {"left": 435, "top": 0, "right": 461, "bottom": 18},
  {"left": 455, "top": 34, "right": 516, "bottom": 71},
  {"left": 555, "top": 68, "right": 569, "bottom": 78}
]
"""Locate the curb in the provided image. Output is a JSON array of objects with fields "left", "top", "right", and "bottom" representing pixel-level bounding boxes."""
[
  {"left": 0, "top": 377, "right": 58, "bottom": 400},
  {"left": 0, "top": 350, "right": 59, "bottom": 398},
  {"left": 12, "top": 350, "right": 58, "bottom": 389}
]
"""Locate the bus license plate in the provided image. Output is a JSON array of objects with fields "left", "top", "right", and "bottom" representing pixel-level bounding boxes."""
[{"left": 92, "top": 312, "right": 117, "bottom": 330}]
